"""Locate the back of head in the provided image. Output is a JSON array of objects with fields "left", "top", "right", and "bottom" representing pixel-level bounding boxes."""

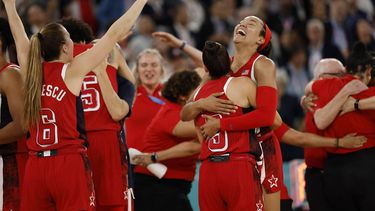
[
  {"left": 0, "top": 17, "right": 14, "bottom": 53},
  {"left": 313, "top": 58, "right": 345, "bottom": 79},
  {"left": 202, "top": 41, "right": 230, "bottom": 79},
  {"left": 36, "top": 23, "right": 67, "bottom": 61},
  {"left": 59, "top": 18, "right": 94, "bottom": 44},
  {"left": 346, "top": 42, "right": 372, "bottom": 75},
  {"left": 162, "top": 70, "right": 201, "bottom": 104}
]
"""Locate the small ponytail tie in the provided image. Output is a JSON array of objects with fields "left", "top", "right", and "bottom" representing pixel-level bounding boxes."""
[{"left": 37, "top": 32, "right": 43, "bottom": 41}]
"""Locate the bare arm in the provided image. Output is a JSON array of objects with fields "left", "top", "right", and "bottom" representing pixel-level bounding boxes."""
[
  {"left": 180, "top": 92, "right": 237, "bottom": 121},
  {"left": 341, "top": 96, "right": 375, "bottom": 115},
  {"left": 0, "top": 67, "right": 27, "bottom": 143},
  {"left": 152, "top": 31, "right": 204, "bottom": 70},
  {"left": 3, "top": 0, "right": 30, "bottom": 74},
  {"left": 314, "top": 80, "right": 367, "bottom": 130},
  {"left": 219, "top": 57, "right": 277, "bottom": 132},
  {"left": 93, "top": 62, "right": 130, "bottom": 121},
  {"left": 133, "top": 140, "right": 201, "bottom": 166},
  {"left": 114, "top": 44, "right": 136, "bottom": 84},
  {"left": 65, "top": 0, "right": 147, "bottom": 95},
  {"left": 172, "top": 120, "right": 197, "bottom": 138},
  {"left": 281, "top": 128, "right": 366, "bottom": 148}
]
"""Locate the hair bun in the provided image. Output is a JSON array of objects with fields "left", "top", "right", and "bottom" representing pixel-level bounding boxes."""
[
  {"left": 204, "top": 41, "right": 221, "bottom": 52},
  {"left": 352, "top": 42, "right": 367, "bottom": 54}
]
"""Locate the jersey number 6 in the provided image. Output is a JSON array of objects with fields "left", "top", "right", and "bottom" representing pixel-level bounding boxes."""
[{"left": 37, "top": 108, "right": 58, "bottom": 147}]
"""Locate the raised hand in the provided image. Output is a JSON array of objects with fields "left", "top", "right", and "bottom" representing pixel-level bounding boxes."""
[{"left": 152, "top": 31, "right": 182, "bottom": 48}]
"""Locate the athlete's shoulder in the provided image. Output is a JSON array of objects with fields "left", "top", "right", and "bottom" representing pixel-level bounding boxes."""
[{"left": 254, "top": 56, "right": 276, "bottom": 72}]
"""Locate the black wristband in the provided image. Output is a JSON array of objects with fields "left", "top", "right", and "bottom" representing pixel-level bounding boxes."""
[
  {"left": 179, "top": 41, "right": 186, "bottom": 50},
  {"left": 335, "top": 138, "right": 340, "bottom": 148},
  {"left": 151, "top": 152, "right": 158, "bottom": 163},
  {"left": 354, "top": 99, "right": 360, "bottom": 111}
]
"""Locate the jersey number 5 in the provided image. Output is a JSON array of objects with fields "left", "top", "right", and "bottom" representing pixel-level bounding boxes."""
[
  {"left": 81, "top": 75, "right": 100, "bottom": 112},
  {"left": 207, "top": 114, "right": 229, "bottom": 152},
  {"left": 37, "top": 108, "right": 58, "bottom": 147}
]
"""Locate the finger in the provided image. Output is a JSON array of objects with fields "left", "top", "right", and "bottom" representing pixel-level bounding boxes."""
[{"left": 211, "top": 92, "right": 225, "bottom": 97}]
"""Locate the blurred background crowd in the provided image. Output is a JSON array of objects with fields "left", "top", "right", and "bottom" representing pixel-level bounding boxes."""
[{"left": 1, "top": 0, "right": 374, "bottom": 208}]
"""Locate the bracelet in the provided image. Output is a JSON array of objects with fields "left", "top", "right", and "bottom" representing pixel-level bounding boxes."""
[
  {"left": 179, "top": 41, "right": 186, "bottom": 50},
  {"left": 151, "top": 152, "right": 158, "bottom": 163},
  {"left": 354, "top": 99, "right": 360, "bottom": 111},
  {"left": 335, "top": 138, "right": 340, "bottom": 148}
]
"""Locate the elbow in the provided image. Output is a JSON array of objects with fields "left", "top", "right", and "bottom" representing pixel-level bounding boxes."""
[
  {"left": 314, "top": 119, "right": 327, "bottom": 130},
  {"left": 110, "top": 107, "right": 129, "bottom": 122},
  {"left": 180, "top": 110, "right": 192, "bottom": 122}
]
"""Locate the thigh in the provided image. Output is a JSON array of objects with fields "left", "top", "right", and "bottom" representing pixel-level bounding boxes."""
[
  {"left": 87, "top": 132, "right": 127, "bottom": 206},
  {"left": 223, "top": 161, "right": 263, "bottom": 211},
  {"left": 20, "top": 157, "right": 55, "bottom": 211},
  {"left": 305, "top": 168, "right": 330, "bottom": 211},
  {"left": 324, "top": 166, "right": 356, "bottom": 211},
  {"left": 198, "top": 162, "right": 226, "bottom": 211},
  {"left": 51, "top": 154, "right": 95, "bottom": 211},
  {"left": 261, "top": 136, "right": 282, "bottom": 194},
  {"left": 2, "top": 155, "right": 21, "bottom": 211}
]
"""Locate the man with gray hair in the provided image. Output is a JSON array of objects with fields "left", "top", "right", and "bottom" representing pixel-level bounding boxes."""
[
  {"left": 306, "top": 19, "right": 345, "bottom": 76},
  {"left": 301, "top": 58, "right": 366, "bottom": 211}
]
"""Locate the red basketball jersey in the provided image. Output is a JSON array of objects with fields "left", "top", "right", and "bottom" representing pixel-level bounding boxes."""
[
  {"left": 194, "top": 76, "right": 251, "bottom": 160},
  {"left": 73, "top": 44, "right": 120, "bottom": 132},
  {"left": 27, "top": 62, "right": 86, "bottom": 151}
]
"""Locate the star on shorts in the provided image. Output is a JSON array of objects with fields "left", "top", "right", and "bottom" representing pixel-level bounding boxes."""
[{"left": 267, "top": 174, "right": 278, "bottom": 188}]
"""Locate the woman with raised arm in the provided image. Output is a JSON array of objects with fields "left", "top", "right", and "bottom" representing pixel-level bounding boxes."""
[
  {"left": 0, "top": 17, "right": 27, "bottom": 211},
  {"left": 2, "top": 0, "right": 147, "bottom": 210}
]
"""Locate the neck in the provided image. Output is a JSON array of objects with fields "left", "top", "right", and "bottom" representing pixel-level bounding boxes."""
[
  {"left": 143, "top": 83, "right": 158, "bottom": 95},
  {"left": 232, "top": 45, "right": 258, "bottom": 72}
]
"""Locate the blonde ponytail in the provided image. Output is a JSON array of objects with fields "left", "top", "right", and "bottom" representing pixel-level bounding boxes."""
[{"left": 23, "top": 34, "right": 43, "bottom": 128}]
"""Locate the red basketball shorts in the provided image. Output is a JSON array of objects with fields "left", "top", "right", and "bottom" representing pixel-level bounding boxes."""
[
  {"left": 87, "top": 131, "right": 128, "bottom": 206},
  {"left": 199, "top": 154, "right": 264, "bottom": 211},
  {"left": 20, "top": 150, "right": 95, "bottom": 211}
]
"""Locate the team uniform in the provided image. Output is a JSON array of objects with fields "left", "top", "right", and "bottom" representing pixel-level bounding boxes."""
[
  {"left": 229, "top": 53, "right": 282, "bottom": 194},
  {"left": 303, "top": 111, "right": 329, "bottom": 211},
  {"left": 0, "top": 63, "right": 28, "bottom": 211},
  {"left": 126, "top": 84, "right": 164, "bottom": 151},
  {"left": 194, "top": 76, "right": 263, "bottom": 211},
  {"left": 74, "top": 44, "right": 129, "bottom": 209},
  {"left": 20, "top": 62, "right": 95, "bottom": 211},
  {"left": 134, "top": 100, "right": 197, "bottom": 211},
  {"left": 312, "top": 75, "right": 375, "bottom": 211}
]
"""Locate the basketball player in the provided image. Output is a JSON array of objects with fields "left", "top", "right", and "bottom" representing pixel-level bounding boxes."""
[
  {"left": 180, "top": 16, "right": 281, "bottom": 210},
  {"left": 59, "top": 18, "right": 135, "bottom": 211},
  {"left": 194, "top": 40, "right": 267, "bottom": 211},
  {"left": 0, "top": 17, "right": 27, "bottom": 211},
  {"left": 3, "top": 0, "right": 147, "bottom": 210}
]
